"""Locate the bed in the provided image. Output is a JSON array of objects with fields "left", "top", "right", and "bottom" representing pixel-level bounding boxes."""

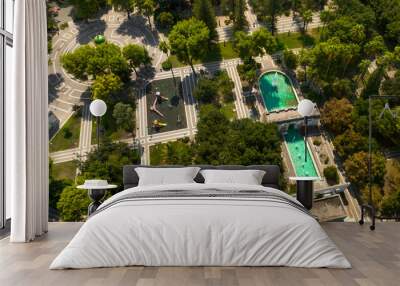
[{"left": 50, "top": 165, "right": 351, "bottom": 269}]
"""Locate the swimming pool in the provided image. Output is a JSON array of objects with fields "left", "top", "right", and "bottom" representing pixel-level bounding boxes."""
[
  {"left": 259, "top": 71, "right": 298, "bottom": 112},
  {"left": 283, "top": 125, "right": 318, "bottom": 177}
]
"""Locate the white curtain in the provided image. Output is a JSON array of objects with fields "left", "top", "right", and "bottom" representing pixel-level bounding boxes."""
[{"left": 7, "top": 0, "right": 48, "bottom": 242}]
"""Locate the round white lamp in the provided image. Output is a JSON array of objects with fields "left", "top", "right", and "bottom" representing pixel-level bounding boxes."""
[
  {"left": 90, "top": 99, "right": 107, "bottom": 149},
  {"left": 298, "top": 99, "right": 315, "bottom": 117},
  {"left": 297, "top": 99, "right": 315, "bottom": 162},
  {"left": 90, "top": 99, "right": 107, "bottom": 117}
]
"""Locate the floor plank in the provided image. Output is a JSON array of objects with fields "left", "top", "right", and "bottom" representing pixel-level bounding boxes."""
[{"left": 0, "top": 222, "right": 399, "bottom": 286}]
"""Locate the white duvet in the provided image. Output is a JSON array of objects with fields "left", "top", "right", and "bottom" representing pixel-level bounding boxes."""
[{"left": 50, "top": 183, "right": 351, "bottom": 269}]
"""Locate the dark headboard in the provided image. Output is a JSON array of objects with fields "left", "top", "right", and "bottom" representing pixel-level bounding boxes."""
[{"left": 123, "top": 165, "right": 281, "bottom": 190}]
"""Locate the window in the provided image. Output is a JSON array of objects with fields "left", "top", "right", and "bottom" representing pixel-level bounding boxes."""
[{"left": 0, "top": 0, "right": 14, "bottom": 229}]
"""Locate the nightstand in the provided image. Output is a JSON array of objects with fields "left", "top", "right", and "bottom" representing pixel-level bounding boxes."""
[
  {"left": 289, "top": 177, "right": 320, "bottom": 210},
  {"left": 77, "top": 180, "right": 117, "bottom": 216}
]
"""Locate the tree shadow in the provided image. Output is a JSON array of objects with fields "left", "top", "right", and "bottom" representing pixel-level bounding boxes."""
[
  {"left": 48, "top": 73, "right": 65, "bottom": 104},
  {"left": 74, "top": 19, "right": 107, "bottom": 45},
  {"left": 116, "top": 16, "right": 160, "bottom": 47}
]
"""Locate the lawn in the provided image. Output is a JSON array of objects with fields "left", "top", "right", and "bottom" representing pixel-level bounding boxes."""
[
  {"left": 169, "top": 41, "right": 239, "bottom": 68},
  {"left": 92, "top": 117, "right": 132, "bottom": 143},
  {"left": 52, "top": 161, "right": 77, "bottom": 182},
  {"left": 276, "top": 28, "right": 321, "bottom": 49},
  {"left": 146, "top": 77, "right": 187, "bottom": 135},
  {"left": 220, "top": 102, "right": 237, "bottom": 120},
  {"left": 49, "top": 111, "right": 81, "bottom": 152}
]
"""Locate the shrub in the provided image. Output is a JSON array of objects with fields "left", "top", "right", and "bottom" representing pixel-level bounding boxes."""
[
  {"left": 324, "top": 166, "right": 339, "bottom": 185},
  {"left": 161, "top": 60, "right": 172, "bottom": 71},
  {"left": 313, "top": 138, "right": 321, "bottom": 146},
  {"left": 63, "top": 128, "right": 73, "bottom": 139},
  {"left": 59, "top": 22, "right": 69, "bottom": 30}
]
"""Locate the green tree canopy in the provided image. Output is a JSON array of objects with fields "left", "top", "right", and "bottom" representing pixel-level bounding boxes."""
[
  {"left": 61, "top": 42, "right": 130, "bottom": 82},
  {"left": 57, "top": 186, "right": 91, "bottom": 221},
  {"left": 92, "top": 73, "right": 123, "bottom": 102},
  {"left": 320, "top": 97, "right": 353, "bottom": 135},
  {"left": 112, "top": 102, "right": 135, "bottom": 131},
  {"left": 343, "top": 151, "right": 386, "bottom": 190},
  {"left": 194, "top": 105, "right": 282, "bottom": 167},
  {"left": 168, "top": 18, "right": 210, "bottom": 75},
  {"left": 122, "top": 44, "right": 152, "bottom": 76},
  {"left": 333, "top": 128, "right": 369, "bottom": 160},
  {"left": 193, "top": 0, "right": 217, "bottom": 41},
  {"left": 193, "top": 77, "right": 219, "bottom": 104}
]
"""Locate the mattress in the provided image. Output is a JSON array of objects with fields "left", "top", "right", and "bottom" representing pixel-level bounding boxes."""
[{"left": 50, "top": 183, "right": 351, "bottom": 269}]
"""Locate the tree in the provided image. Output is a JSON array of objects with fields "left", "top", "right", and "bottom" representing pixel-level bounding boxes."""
[
  {"left": 71, "top": 0, "right": 104, "bottom": 20},
  {"left": 320, "top": 98, "right": 353, "bottom": 135},
  {"left": 91, "top": 73, "right": 123, "bottom": 102},
  {"left": 62, "top": 43, "right": 131, "bottom": 82},
  {"left": 233, "top": 0, "right": 248, "bottom": 31},
  {"left": 381, "top": 190, "right": 400, "bottom": 217},
  {"left": 113, "top": 102, "right": 135, "bottom": 132},
  {"left": 151, "top": 138, "right": 195, "bottom": 165},
  {"left": 168, "top": 18, "right": 210, "bottom": 76},
  {"left": 61, "top": 45, "right": 95, "bottom": 80},
  {"left": 251, "top": 27, "right": 278, "bottom": 56},
  {"left": 215, "top": 70, "right": 235, "bottom": 102},
  {"left": 221, "top": 0, "right": 248, "bottom": 31},
  {"left": 364, "top": 35, "right": 386, "bottom": 59},
  {"left": 159, "top": 41, "right": 176, "bottom": 81},
  {"left": 384, "top": 159, "right": 400, "bottom": 197},
  {"left": 194, "top": 105, "right": 282, "bottom": 168},
  {"left": 382, "top": 71, "right": 400, "bottom": 96},
  {"left": 333, "top": 128, "right": 369, "bottom": 160},
  {"left": 248, "top": 0, "right": 289, "bottom": 35},
  {"left": 78, "top": 140, "right": 140, "bottom": 192},
  {"left": 57, "top": 186, "right": 91, "bottom": 221},
  {"left": 122, "top": 44, "right": 152, "bottom": 77},
  {"left": 300, "top": 9, "right": 313, "bottom": 32},
  {"left": 87, "top": 43, "right": 131, "bottom": 82},
  {"left": 283, "top": 49, "right": 298, "bottom": 70},
  {"left": 193, "top": 77, "right": 219, "bottom": 104},
  {"left": 157, "top": 12, "right": 175, "bottom": 29},
  {"left": 343, "top": 151, "right": 386, "bottom": 190},
  {"left": 107, "top": 0, "right": 134, "bottom": 18},
  {"left": 234, "top": 28, "right": 277, "bottom": 61},
  {"left": 193, "top": 0, "right": 217, "bottom": 41},
  {"left": 142, "top": 0, "right": 155, "bottom": 29}
]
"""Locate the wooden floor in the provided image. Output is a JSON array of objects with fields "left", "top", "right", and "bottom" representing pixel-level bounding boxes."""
[{"left": 0, "top": 222, "right": 399, "bottom": 286}]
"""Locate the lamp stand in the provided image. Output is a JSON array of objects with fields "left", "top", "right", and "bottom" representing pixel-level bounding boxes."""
[
  {"left": 96, "top": 116, "right": 100, "bottom": 150},
  {"left": 359, "top": 96, "right": 375, "bottom": 230},
  {"left": 304, "top": 116, "right": 308, "bottom": 162}
]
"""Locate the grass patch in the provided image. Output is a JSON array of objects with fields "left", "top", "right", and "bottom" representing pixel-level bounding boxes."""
[
  {"left": 49, "top": 111, "right": 81, "bottom": 152},
  {"left": 52, "top": 161, "right": 77, "bottom": 181},
  {"left": 169, "top": 41, "right": 239, "bottom": 68},
  {"left": 220, "top": 102, "right": 237, "bottom": 120},
  {"left": 276, "top": 28, "right": 321, "bottom": 49},
  {"left": 92, "top": 119, "right": 132, "bottom": 143}
]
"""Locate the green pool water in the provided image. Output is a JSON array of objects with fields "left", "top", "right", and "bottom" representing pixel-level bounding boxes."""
[
  {"left": 259, "top": 72, "right": 298, "bottom": 112},
  {"left": 284, "top": 126, "right": 318, "bottom": 177}
]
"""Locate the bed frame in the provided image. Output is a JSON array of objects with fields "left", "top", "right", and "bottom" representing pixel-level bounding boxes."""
[{"left": 123, "top": 165, "right": 281, "bottom": 190}]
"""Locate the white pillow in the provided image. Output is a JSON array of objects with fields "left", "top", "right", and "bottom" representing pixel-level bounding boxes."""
[
  {"left": 200, "top": 169, "right": 266, "bottom": 185},
  {"left": 136, "top": 167, "right": 201, "bottom": 186}
]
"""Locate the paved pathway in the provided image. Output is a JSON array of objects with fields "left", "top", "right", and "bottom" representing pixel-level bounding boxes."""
[{"left": 48, "top": 9, "right": 164, "bottom": 134}]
